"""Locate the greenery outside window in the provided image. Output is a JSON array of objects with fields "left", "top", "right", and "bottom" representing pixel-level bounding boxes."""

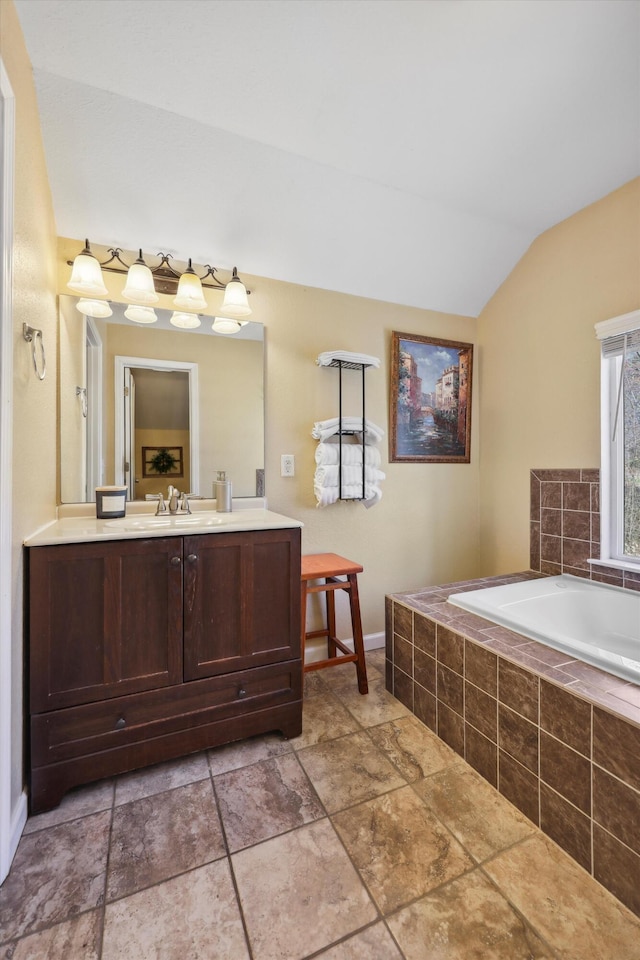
[{"left": 596, "top": 311, "right": 640, "bottom": 569}]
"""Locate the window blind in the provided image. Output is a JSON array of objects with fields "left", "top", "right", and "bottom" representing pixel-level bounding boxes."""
[{"left": 595, "top": 310, "right": 640, "bottom": 357}]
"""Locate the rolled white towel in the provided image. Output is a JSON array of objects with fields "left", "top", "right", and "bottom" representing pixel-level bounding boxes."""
[
  {"left": 311, "top": 417, "right": 385, "bottom": 443},
  {"left": 314, "top": 481, "right": 382, "bottom": 508},
  {"left": 316, "top": 350, "right": 381, "bottom": 369},
  {"left": 315, "top": 464, "right": 386, "bottom": 487},
  {"left": 315, "top": 442, "right": 382, "bottom": 467}
]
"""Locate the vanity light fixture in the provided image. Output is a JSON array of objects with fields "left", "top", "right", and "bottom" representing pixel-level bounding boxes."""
[
  {"left": 122, "top": 251, "right": 159, "bottom": 304},
  {"left": 124, "top": 304, "right": 157, "bottom": 324},
  {"left": 173, "top": 260, "right": 208, "bottom": 311},
  {"left": 170, "top": 311, "right": 201, "bottom": 329},
  {"left": 75, "top": 298, "right": 113, "bottom": 319},
  {"left": 66, "top": 242, "right": 252, "bottom": 318},
  {"left": 212, "top": 316, "right": 249, "bottom": 335},
  {"left": 220, "top": 267, "right": 251, "bottom": 318},
  {"left": 67, "top": 241, "right": 108, "bottom": 298}
]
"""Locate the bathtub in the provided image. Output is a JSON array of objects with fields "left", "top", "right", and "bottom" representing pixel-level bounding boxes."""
[{"left": 448, "top": 574, "right": 640, "bottom": 685}]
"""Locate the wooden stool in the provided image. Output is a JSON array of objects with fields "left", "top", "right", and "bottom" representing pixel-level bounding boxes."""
[{"left": 301, "top": 553, "right": 368, "bottom": 694}]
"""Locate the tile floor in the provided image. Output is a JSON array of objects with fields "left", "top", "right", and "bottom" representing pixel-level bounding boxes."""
[{"left": 2, "top": 649, "right": 640, "bottom": 959}]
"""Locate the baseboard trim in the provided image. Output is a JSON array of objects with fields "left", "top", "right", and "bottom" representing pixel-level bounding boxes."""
[
  {"left": 1, "top": 790, "right": 27, "bottom": 883},
  {"left": 304, "top": 631, "right": 384, "bottom": 664}
]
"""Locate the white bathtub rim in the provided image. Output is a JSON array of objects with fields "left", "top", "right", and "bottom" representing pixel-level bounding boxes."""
[{"left": 448, "top": 574, "right": 640, "bottom": 686}]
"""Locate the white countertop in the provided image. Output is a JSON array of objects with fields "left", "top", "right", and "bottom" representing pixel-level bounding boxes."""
[{"left": 25, "top": 502, "right": 303, "bottom": 547}]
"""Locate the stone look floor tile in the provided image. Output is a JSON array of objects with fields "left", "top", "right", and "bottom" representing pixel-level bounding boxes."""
[
  {"left": 214, "top": 753, "right": 324, "bottom": 851},
  {"left": 289, "top": 692, "right": 361, "bottom": 749},
  {"left": 102, "top": 860, "right": 249, "bottom": 960},
  {"left": 107, "top": 779, "right": 225, "bottom": 901},
  {"left": 302, "top": 670, "right": 327, "bottom": 698},
  {"left": 335, "top": 677, "right": 411, "bottom": 726},
  {"left": 23, "top": 779, "right": 114, "bottom": 835},
  {"left": 484, "top": 834, "right": 640, "bottom": 959},
  {"left": 232, "top": 819, "right": 377, "bottom": 960},
  {"left": 297, "top": 731, "right": 406, "bottom": 813},
  {"left": 332, "top": 785, "right": 473, "bottom": 914},
  {"left": 367, "top": 715, "right": 462, "bottom": 782},
  {"left": 0, "top": 811, "right": 111, "bottom": 944},
  {"left": 207, "top": 731, "right": 293, "bottom": 775},
  {"left": 313, "top": 921, "right": 403, "bottom": 959},
  {"left": 114, "top": 752, "right": 210, "bottom": 806},
  {"left": 387, "top": 869, "right": 554, "bottom": 959},
  {"left": 413, "top": 763, "right": 535, "bottom": 862},
  {"left": 3, "top": 910, "right": 102, "bottom": 960}
]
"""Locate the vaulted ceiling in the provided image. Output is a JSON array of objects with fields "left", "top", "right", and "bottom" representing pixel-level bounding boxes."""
[{"left": 14, "top": 0, "right": 640, "bottom": 316}]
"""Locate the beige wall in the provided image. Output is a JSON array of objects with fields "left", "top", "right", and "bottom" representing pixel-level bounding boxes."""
[
  {"left": 477, "top": 178, "right": 640, "bottom": 575},
  {"left": 1, "top": 0, "right": 58, "bottom": 808},
  {"left": 252, "top": 278, "right": 480, "bottom": 639}
]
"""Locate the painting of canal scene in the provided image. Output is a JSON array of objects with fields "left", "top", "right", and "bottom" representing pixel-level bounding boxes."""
[{"left": 390, "top": 332, "right": 473, "bottom": 463}]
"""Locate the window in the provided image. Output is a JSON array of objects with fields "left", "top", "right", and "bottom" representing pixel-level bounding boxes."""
[{"left": 596, "top": 310, "right": 640, "bottom": 569}]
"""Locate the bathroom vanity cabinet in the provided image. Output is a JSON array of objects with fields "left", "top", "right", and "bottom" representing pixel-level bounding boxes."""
[{"left": 28, "top": 527, "right": 302, "bottom": 812}]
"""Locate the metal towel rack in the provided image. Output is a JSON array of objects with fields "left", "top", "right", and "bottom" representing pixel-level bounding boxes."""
[{"left": 22, "top": 323, "right": 46, "bottom": 380}]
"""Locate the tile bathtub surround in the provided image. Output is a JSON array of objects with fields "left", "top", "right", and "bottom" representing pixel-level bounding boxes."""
[
  {"left": 530, "top": 467, "right": 640, "bottom": 590},
  {"left": 3, "top": 649, "right": 640, "bottom": 959},
  {"left": 387, "top": 578, "right": 640, "bottom": 920}
]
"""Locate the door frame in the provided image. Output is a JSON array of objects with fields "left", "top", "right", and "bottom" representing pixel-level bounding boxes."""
[
  {"left": 0, "top": 57, "right": 20, "bottom": 884},
  {"left": 114, "top": 355, "right": 200, "bottom": 495},
  {"left": 84, "top": 316, "right": 103, "bottom": 498}
]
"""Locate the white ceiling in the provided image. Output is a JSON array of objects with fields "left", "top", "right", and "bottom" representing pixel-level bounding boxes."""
[{"left": 14, "top": 0, "right": 640, "bottom": 317}]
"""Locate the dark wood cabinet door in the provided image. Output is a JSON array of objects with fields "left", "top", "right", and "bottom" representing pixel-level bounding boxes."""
[
  {"left": 183, "top": 528, "right": 301, "bottom": 680},
  {"left": 30, "top": 538, "right": 183, "bottom": 712}
]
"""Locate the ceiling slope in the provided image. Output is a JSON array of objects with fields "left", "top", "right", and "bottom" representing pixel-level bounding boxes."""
[{"left": 14, "top": 0, "right": 640, "bottom": 315}]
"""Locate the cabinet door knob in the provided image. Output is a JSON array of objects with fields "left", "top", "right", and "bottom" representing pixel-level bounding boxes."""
[
  {"left": 187, "top": 554, "right": 197, "bottom": 562},
  {"left": 115, "top": 717, "right": 126, "bottom": 730},
  {"left": 237, "top": 687, "right": 247, "bottom": 698},
  {"left": 170, "top": 557, "right": 181, "bottom": 565}
]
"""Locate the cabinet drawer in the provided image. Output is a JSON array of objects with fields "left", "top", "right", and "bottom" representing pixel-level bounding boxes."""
[{"left": 31, "top": 661, "right": 301, "bottom": 766}]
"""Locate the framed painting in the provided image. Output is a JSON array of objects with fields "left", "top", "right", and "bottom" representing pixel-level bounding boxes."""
[
  {"left": 390, "top": 332, "right": 473, "bottom": 463},
  {"left": 142, "top": 446, "right": 184, "bottom": 478}
]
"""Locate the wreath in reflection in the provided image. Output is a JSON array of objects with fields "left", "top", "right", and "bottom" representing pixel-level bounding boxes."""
[{"left": 149, "top": 448, "right": 177, "bottom": 475}]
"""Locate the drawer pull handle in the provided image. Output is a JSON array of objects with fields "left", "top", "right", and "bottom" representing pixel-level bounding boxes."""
[
  {"left": 237, "top": 687, "right": 247, "bottom": 698},
  {"left": 187, "top": 554, "right": 197, "bottom": 562},
  {"left": 170, "top": 557, "right": 181, "bottom": 565},
  {"left": 115, "top": 717, "right": 126, "bottom": 730}
]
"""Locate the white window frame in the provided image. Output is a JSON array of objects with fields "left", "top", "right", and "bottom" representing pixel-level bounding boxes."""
[{"left": 595, "top": 309, "right": 640, "bottom": 573}]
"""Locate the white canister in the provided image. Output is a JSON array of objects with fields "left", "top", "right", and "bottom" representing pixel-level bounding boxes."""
[{"left": 96, "top": 485, "right": 127, "bottom": 519}]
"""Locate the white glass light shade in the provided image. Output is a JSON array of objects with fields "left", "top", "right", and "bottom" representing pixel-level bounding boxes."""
[
  {"left": 124, "top": 304, "right": 157, "bottom": 324},
  {"left": 173, "top": 261, "right": 207, "bottom": 310},
  {"left": 67, "top": 242, "right": 108, "bottom": 297},
  {"left": 212, "top": 316, "right": 245, "bottom": 335},
  {"left": 122, "top": 254, "right": 159, "bottom": 304},
  {"left": 76, "top": 298, "right": 113, "bottom": 319},
  {"left": 220, "top": 269, "right": 251, "bottom": 318},
  {"left": 170, "top": 311, "right": 201, "bottom": 329}
]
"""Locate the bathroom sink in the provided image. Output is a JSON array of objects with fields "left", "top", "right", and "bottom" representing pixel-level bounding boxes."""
[{"left": 105, "top": 513, "right": 226, "bottom": 531}]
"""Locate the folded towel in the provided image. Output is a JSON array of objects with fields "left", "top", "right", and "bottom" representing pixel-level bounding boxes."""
[
  {"left": 314, "top": 482, "right": 383, "bottom": 508},
  {"left": 316, "top": 350, "right": 381, "bottom": 369},
  {"left": 311, "top": 417, "right": 385, "bottom": 444},
  {"left": 315, "top": 442, "right": 382, "bottom": 467},
  {"left": 315, "top": 464, "right": 386, "bottom": 487}
]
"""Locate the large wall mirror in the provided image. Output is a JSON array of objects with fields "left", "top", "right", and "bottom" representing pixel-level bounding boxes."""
[{"left": 59, "top": 296, "right": 264, "bottom": 503}]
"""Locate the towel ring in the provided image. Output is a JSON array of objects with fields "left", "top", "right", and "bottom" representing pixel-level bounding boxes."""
[
  {"left": 76, "top": 386, "right": 88, "bottom": 418},
  {"left": 22, "top": 323, "right": 46, "bottom": 380}
]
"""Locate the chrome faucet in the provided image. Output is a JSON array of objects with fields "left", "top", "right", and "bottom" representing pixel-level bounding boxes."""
[
  {"left": 150, "top": 492, "right": 167, "bottom": 515},
  {"left": 167, "top": 485, "right": 180, "bottom": 514}
]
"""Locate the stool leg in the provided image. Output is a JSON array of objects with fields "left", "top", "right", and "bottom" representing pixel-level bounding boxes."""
[
  {"left": 300, "top": 580, "right": 308, "bottom": 672},
  {"left": 326, "top": 580, "right": 337, "bottom": 658},
  {"left": 347, "top": 573, "right": 368, "bottom": 694}
]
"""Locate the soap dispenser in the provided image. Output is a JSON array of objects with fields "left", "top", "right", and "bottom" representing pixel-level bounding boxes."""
[{"left": 215, "top": 471, "right": 232, "bottom": 512}]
